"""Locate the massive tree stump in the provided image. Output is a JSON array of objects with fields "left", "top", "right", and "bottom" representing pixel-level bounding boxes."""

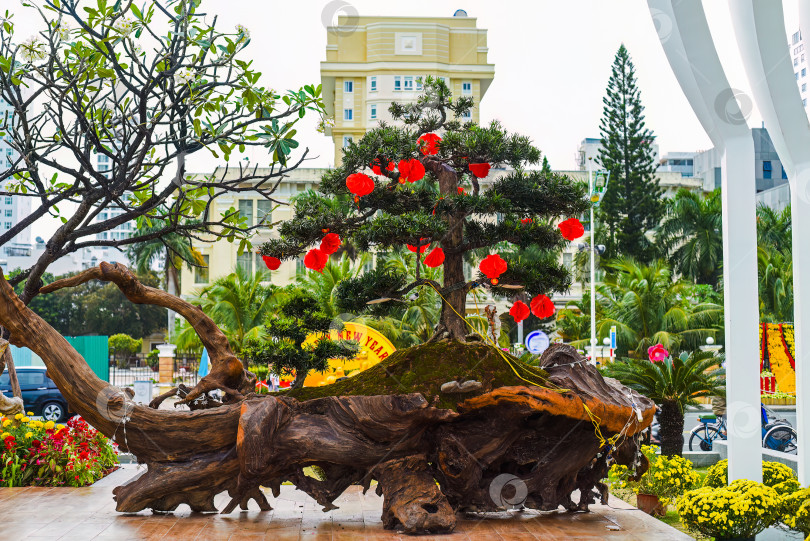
[{"left": 0, "top": 264, "right": 654, "bottom": 535}]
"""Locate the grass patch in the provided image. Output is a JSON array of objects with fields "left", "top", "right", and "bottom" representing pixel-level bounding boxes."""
[{"left": 278, "top": 341, "right": 548, "bottom": 410}]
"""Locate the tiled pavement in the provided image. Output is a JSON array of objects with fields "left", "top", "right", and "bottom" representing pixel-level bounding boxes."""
[{"left": 0, "top": 472, "right": 692, "bottom": 540}]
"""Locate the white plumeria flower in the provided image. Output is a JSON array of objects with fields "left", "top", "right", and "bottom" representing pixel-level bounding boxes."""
[
  {"left": 174, "top": 67, "right": 196, "bottom": 86},
  {"left": 316, "top": 117, "right": 335, "bottom": 134},
  {"left": 235, "top": 24, "right": 250, "bottom": 42},
  {"left": 113, "top": 16, "right": 136, "bottom": 37},
  {"left": 19, "top": 36, "right": 46, "bottom": 63},
  {"left": 130, "top": 41, "right": 143, "bottom": 56},
  {"left": 56, "top": 24, "right": 71, "bottom": 42}
]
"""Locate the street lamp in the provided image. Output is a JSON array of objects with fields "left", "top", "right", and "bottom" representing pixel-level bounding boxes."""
[{"left": 585, "top": 158, "right": 610, "bottom": 363}]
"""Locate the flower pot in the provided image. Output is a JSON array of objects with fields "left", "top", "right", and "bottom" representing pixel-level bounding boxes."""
[{"left": 636, "top": 493, "right": 664, "bottom": 516}]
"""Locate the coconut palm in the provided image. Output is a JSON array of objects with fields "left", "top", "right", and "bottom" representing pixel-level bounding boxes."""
[
  {"left": 296, "top": 252, "right": 372, "bottom": 318},
  {"left": 758, "top": 244, "right": 793, "bottom": 323},
  {"left": 756, "top": 203, "right": 791, "bottom": 252},
  {"left": 656, "top": 189, "right": 723, "bottom": 287},
  {"left": 175, "top": 266, "right": 275, "bottom": 354},
  {"left": 603, "top": 350, "right": 725, "bottom": 456},
  {"left": 591, "top": 258, "right": 723, "bottom": 356}
]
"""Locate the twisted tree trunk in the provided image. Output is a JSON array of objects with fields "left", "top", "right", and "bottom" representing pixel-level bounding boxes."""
[{"left": 0, "top": 264, "right": 655, "bottom": 534}]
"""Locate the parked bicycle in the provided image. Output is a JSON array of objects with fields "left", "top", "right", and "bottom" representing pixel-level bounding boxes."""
[{"left": 687, "top": 404, "right": 797, "bottom": 454}]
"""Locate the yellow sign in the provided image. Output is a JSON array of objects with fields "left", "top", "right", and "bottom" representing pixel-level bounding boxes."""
[{"left": 301, "top": 322, "right": 397, "bottom": 387}]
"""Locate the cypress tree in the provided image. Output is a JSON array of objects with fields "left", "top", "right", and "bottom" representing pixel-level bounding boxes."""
[{"left": 597, "top": 44, "right": 663, "bottom": 262}]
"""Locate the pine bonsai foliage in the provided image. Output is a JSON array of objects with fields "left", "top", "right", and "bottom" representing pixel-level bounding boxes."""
[
  {"left": 243, "top": 289, "right": 358, "bottom": 388},
  {"left": 260, "top": 78, "right": 588, "bottom": 341}
]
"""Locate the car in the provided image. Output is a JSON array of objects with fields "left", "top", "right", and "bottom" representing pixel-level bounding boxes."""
[{"left": 0, "top": 367, "right": 71, "bottom": 422}]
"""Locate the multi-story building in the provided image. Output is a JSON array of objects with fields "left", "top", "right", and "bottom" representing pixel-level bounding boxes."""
[
  {"left": 0, "top": 98, "right": 33, "bottom": 263},
  {"left": 658, "top": 152, "right": 696, "bottom": 178},
  {"left": 575, "top": 137, "right": 660, "bottom": 172},
  {"left": 320, "top": 11, "right": 494, "bottom": 164},
  {"left": 790, "top": 29, "right": 809, "bottom": 111}
]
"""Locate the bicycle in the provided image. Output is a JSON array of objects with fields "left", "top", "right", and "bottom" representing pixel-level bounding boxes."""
[{"left": 688, "top": 414, "right": 727, "bottom": 452}]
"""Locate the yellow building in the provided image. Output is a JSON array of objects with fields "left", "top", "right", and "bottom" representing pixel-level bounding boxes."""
[
  {"left": 321, "top": 11, "right": 495, "bottom": 164},
  {"left": 178, "top": 167, "right": 333, "bottom": 297}
]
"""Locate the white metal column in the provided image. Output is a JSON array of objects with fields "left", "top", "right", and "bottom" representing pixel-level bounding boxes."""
[
  {"left": 728, "top": 0, "right": 810, "bottom": 484},
  {"left": 647, "top": 0, "right": 762, "bottom": 482}
]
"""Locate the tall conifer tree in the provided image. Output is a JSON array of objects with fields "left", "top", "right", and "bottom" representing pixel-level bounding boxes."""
[{"left": 597, "top": 45, "right": 663, "bottom": 262}]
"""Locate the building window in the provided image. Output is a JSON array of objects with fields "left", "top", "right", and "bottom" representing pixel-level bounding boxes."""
[
  {"left": 462, "top": 81, "right": 472, "bottom": 95},
  {"left": 394, "top": 76, "right": 401, "bottom": 91},
  {"left": 195, "top": 255, "right": 210, "bottom": 284},
  {"left": 295, "top": 257, "right": 305, "bottom": 275},
  {"left": 783, "top": 166, "right": 788, "bottom": 179},
  {"left": 4, "top": 197, "right": 10, "bottom": 204},
  {"left": 416, "top": 77, "right": 423, "bottom": 91},
  {"left": 370, "top": 76, "right": 377, "bottom": 92},
  {"left": 403, "top": 76, "right": 413, "bottom": 90},
  {"left": 804, "top": 98, "right": 808, "bottom": 106},
  {"left": 98, "top": 154, "right": 110, "bottom": 163},
  {"left": 803, "top": 68, "right": 807, "bottom": 77},
  {"left": 344, "top": 108, "right": 353, "bottom": 121},
  {"left": 3, "top": 222, "right": 10, "bottom": 229},
  {"left": 4, "top": 209, "right": 10, "bottom": 217},
  {"left": 343, "top": 136, "right": 353, "bottom": 148},
  {"left": 344, "top": 80, "right": 353, "bottom": 93},
  {"left": 804, "top": 83, "right": 807, "bottom": 93},
  {"left": 795, "top": 57, "right": 799, "bottom": 66},
  {"left": 462, "top": 109, "right": 472, "bottom": 120},
  {"left": 257, "top": 199, "right": 272, "bottom": 227},
  {"left": 370, "top": 104, "right": 377, "bottom": 119},
  {"left": 763, "top": 160, "right": 772, "bottom": 179},
  {"left": 238, "top": 199, "right": 254, "bottom": 227},
  {"left": 236, "top": 252, "right": 253, "bottom": 274},
  {"left": 563, "top": 252, "right": 573, "bottom": 270}
]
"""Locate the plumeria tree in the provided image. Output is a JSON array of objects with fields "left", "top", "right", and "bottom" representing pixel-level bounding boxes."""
[
  {"left": 0, "top": 0, "right": 323, "bottom": 305},
  {"left": 260, "top": 78, "right": 588, "bottom": 342}
]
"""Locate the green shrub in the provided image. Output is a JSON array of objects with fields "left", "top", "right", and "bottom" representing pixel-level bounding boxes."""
[{"left": 109, "top": 334, "right": 142, "bottom": 369}]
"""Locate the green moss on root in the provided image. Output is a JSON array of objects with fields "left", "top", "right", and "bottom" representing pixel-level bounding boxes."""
[{"left": 281, "top": 340, "right": 549, "bottom": 411}]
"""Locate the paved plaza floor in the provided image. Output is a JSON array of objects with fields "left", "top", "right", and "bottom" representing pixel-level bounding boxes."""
[{"left": 0, "top": 467, "right": 691, "bottom": 540}]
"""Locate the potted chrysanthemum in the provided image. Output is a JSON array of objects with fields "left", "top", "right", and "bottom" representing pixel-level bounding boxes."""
[
  {"left": 677, "top": 479, "right": 780, "bottom": 540},
  {"left": 779, "top": 487, "right": 810, "bottom": 537},
  {"left": 635, "top": 445, "right": 701, "bottom": 516}
]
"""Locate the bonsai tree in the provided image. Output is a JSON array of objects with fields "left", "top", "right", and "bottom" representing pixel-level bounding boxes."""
[
  {"left": 603, "top": 347, "right": 725, "bottom": 456},
  {"left": 260, "top": 78, "right": 588, "bottom": 342},
  {"left": 108, "top": 333, "right": 142, "bottom": 369},
  {"left": 243, "top": 288, "right": 359, "bottom": 389}
]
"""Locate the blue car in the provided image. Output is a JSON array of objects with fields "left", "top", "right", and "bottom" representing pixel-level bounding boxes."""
[{"left": 0, "top": 367, "right": 71, "bottom": 422}]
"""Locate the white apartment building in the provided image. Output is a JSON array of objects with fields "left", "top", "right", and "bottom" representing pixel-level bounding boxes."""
[
  {"left": 790, "top": 29, "right": 810, "bottom": 111},
  {"left": 0, "top": 98, "right": 33, "bottom": 260}
]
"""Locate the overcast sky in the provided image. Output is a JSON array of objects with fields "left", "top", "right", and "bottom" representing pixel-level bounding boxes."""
[{"left": 10, "top": 0, "right": 799, "bottom": 237}]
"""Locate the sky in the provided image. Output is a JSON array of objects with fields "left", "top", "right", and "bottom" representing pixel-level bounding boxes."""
[{"left": 9, "top": 0, "right": 800, "bottom": 237}]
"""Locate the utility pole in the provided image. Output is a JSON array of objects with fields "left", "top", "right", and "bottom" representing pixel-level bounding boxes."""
[{"left": 589, "top": 159, "right": 597, "bottom": 363}]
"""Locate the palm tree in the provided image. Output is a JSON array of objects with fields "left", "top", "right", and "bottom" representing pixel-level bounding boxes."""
[
  {"left": 603, "top": 350, "right": 725, "bottom": 456},
  {"left": 758, "top": 244, "right": 793, "bottom": 323},
  {"left": 756, "top": 203, "right": 791, "bottom": 252},
  {"left": 127, "top": 218, "right": 204, "bottom": 336},
  {"left": 175, "top": 266, "right": 275, "bottom": 354},
  {"left": 296, "top": 253, "right": 372, "bottom": 318},
  {"left": 656, "top": 189, "right": 723, "bottom": 286},
  {"left": 591, "top": 258, "right": 723, "bottom": 356}
]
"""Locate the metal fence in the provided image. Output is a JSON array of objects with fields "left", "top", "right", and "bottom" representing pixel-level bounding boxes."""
[{"left": 108, "top": 352, "right": 200, "bottom": 388}]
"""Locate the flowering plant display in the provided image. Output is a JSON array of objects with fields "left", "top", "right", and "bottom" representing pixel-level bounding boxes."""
[
  {"left": 1, "top": 414, "right": 117, "bottom": 487},
  {"left": 635, "top": 445, "right": 700, "bottom": 504},
  {"left": 703, "top": 459, "right": 799, "bottom": 495},
  {"left": 677, "top": 479, "right": 780, "bottom": 539},
  {"left": 779, "top": 487, "right": 810, "bottom": 536},
  {"left": 761, "top": 323, "right": 796, "bottom": 395}
]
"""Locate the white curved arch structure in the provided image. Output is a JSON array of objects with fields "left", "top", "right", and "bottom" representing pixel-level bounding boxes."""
[
  {"left": 728, "top": 0, "right": 810, "bottom": 485},
  {"left": 647, "top": 0, "right": 762, "bottom": 482}
]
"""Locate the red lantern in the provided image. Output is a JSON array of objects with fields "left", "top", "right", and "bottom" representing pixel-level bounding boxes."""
[
  {"left": 304, "top": 248, "right": 329, "bottom": 273},
  {"left": 521, "top": 218, "right": 533, "bottom": 225},
  {"left": 457, "top": 187, "right": 465, "bottom": 195},
  {"left": 509, "top": 301, "right": 530, "bottom": 323},
  {"left": 530, "top": 294, "right": 555, "bottom": 319},
  {"left": 370, "top": 160, "right": 395, "bottom": 176},
  {"left": 320, "top": 233, "right": 341, "bottom": 255},
  {"left": 398, "top": 159, "right": 425, "bottom": 183},
  {"left": 407, "top": 238, "right": 430, "bottom": 254},
  {"left": 479, "top": 254, "right": 507, "bottom": 284},
  {"left": 469, "top": 163, "right": 491, "bottom": 178},
  {"left": 422, "top": 247, "right": 445, "bottom": 268},
  {"left": 417, "top": 133, "right": 442, "bottom": 155},
  {"left": 558, "top": 217, "right": 585, "bottom": 241},
  {"left": 262, "top": 255, "right": 281, "bottom": 271},
  {"left": 346, "top": 173, "right": 375, "bottom": 198}
]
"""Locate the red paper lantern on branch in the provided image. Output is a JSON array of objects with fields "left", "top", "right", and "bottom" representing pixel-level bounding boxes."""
[
  {"left": 479, "top": 254, "right": 507, "bottom": 285},
  {"left": 346, "top": 173, "right": 375, "bottom": 198},
  {"left": 320, "top": 233, "right": 341, "bottom": 255},
  {"left": 370, "top": 161, "right": 395, "bottom": 176},
  {"left": 398, "top": 159, "right": 426, "bottom": 183},
  {"left": 407, "top": 238, "right": 430, "bottom": 254},
  {"left": 530, "top": 294, "right": 555, "bottom": 319},
  {"left": 261, "top": 255, "right": 281, "bottom": 271},
  {"left": 422, "top": 247, "right": 445, "bottom": 268},
  {"left": 521, "top": 218, "right": 533, "bottom": 225},
  {"left": 304, "top": 248, "right": 329, "bottom": 273},
  {"left": 509, "top": 301, "right": 530, "bottom": 323},
  {"left": 417, "top": 133, "right": 442, "bottom": 155},
  {"left": 469, "top": 163, "right": 491, "bottom": 178},
  {"left": 558, "top": 218, "right": 585, "bottom": 241}
]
